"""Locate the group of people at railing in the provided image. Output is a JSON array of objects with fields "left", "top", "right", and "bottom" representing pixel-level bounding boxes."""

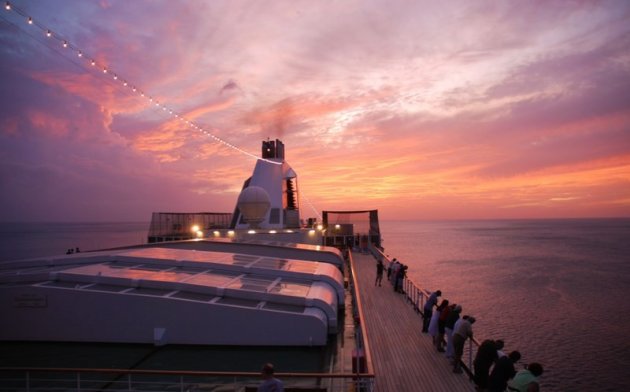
[
  {"left": 376, "top": 254, "right": 545, "bottom": 392},
  {"left": 377, "top": 257, "right": 408, "bottom": 292}
]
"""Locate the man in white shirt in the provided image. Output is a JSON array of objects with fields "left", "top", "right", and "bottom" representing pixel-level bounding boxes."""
[{"left": 452, "top": 315, "right": 476, "bottom": 374}]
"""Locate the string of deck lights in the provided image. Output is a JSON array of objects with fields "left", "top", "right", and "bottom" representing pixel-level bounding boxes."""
[
  {"left": 5, "top": 1, "right": 323, "bottom": 219},
  {"left": 3, "top": 1, "right": 280, "bottom": 165}
]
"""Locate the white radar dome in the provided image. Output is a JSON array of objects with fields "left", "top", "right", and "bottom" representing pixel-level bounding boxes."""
[{"left": 237, "top": 186, "right": 271, "bottom": 227}]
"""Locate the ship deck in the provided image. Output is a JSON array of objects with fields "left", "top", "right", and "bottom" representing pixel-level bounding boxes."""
[{"left": 352, "top": 252, "right": 473, "bottom": 392}]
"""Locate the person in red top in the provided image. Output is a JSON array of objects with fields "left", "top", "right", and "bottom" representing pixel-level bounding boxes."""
[{"left": 437, "top": 303, "right": 455, "bottom": 352}]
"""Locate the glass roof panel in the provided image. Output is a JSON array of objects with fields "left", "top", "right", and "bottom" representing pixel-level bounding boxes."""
[
  {"left": 134, "top": 264, "right": 173, "bottom": 271},
  {"left": 231, "top": 254, "right": 259, "bottom": 266},
  {"left": 253, "top": 258, "right": 289, "bottom": 270},
  {"left": 268, "top": 281, "right": 311, "bottom": 297},
  {"left": 285, "top": 262, "right": 318, "bottom": 274},
  {"left": 63, "top": 264, "right": 195, "bottom": 283},
  {"left": 118, "top": 248, "right": 234, "bottom": 264},
  {"left": 186, "top": 271, "right": 240, "bottom": 287},
  {"left": 226, "top": 276, "right": 275, "bottom": 292},
  {"left": 109, "top": 260, "right": 142, "bottom": 269}
]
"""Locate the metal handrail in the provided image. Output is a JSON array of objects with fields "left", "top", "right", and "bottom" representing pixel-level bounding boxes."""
[
  {"left": 347, "top": 250, "right": 375, "bottom": 377},
  {"left": 0, "top": 367, "right": 372, "bottom": 378},
  {"left": 0, "top": 367, "right": 374, "bottom": 392}
]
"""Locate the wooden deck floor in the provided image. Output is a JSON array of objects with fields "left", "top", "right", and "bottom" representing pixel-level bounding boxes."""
[{"left": 352, "top": 252, "right": 473, "bottom": 392}]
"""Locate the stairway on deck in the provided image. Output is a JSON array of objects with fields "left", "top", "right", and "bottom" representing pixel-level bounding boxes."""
[{"left": 352, "top": 252, "right": 473, "bottom": 392}]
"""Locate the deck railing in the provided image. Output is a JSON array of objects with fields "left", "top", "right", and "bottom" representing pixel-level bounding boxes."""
[
  {"left": 347, "top": 250, "right": 375, "bottom": 383},
  {"left": 370, "top": 246, "right": 481, "bottom": 378},
  {"left": 0, "top": 367, "right": 374, "bottom": 392}
]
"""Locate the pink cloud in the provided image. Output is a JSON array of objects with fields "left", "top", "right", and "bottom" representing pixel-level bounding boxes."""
[
  {"left": 26, "top": 110, "right": 70, "bottom": 138},
  {"left": 1, "top": 0, "right": 629, "bottom": 222}
]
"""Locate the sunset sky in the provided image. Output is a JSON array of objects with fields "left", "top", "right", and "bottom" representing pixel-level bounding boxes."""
[{"left": 1, "top": 0, "right": 629, "bottom": 222}]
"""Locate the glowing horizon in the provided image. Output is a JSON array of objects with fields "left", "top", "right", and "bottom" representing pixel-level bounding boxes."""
[{"left": 0, "top": 1, "right": 629, "bottom": 222}]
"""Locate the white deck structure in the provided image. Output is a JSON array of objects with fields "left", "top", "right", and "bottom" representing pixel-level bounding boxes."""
[
  {"left": 0, "top": 245, "right": 344, "bottom": 346},
  {"left": 0, "top": 139, "right": 350, "bottom": 346}
]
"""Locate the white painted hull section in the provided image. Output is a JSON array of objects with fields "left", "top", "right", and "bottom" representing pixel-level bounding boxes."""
[{"left": 0, "top": 284, "right": 328, "bottom": 346}]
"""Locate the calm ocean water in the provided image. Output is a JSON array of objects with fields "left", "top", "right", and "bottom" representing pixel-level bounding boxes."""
[
  {"left": 1, "top": 219, "right": 629, "bottom": 391},
  {"left": 379, "top": 218, "right": 630, "bottom": 392},
  {"left": 0, "top": 222, "right": 149, "bottom": 261}
]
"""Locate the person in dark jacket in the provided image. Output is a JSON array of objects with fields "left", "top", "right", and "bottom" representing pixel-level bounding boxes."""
[
  {"left": 375, "top": 259, "right": 384, "bottom": 286},
  {"left": 488, "top": 350, "right": 521, "bottom": 392},
  {"left": 474, "top": 339, "right": 498, "bottom": 390},
  {"left": 422, "top": 289, "right": 441, "bottom": 332}
]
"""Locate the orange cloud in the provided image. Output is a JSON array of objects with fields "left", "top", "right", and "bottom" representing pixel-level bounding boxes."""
[{"left": 30, "top": 70, "right": 143, "bottom": 114}]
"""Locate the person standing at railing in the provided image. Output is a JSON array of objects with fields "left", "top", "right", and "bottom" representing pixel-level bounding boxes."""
[
  {"left": 495, "top": 339, "right": 507, "bottom": 358},
  {"left": 452, "top": 315, "right": 476, "bottom": 374},
  {"left": 437, "top": 302, "right": 455, "bottom": 353},
  {"left": 430, "top": 300, "right": 449, "bottom": 351},
  {"left": 507, "top": 362, "right": 544, "bottom": 392},
  {"left": 422, "top": 289, "right": 442, "bottom": 333},
  {"left": 390, "top": 259, "right": 400, "bottom": 286},
  {"left": 375, "top": 258, "right": 384, "bottom": 286},
  {"left": 258, "top": 363, "right": 284, "bottom": 392},
  {"left": 387, "top": 258, "right": 396, "bottom": 279},
  {"left": 445, "top": 304, "right": 462, "bottom": 361},
  {"left": 488, "top": 350, "right": 521, "bottom": 392},
  {"left": 394, "top": 264, "right": 407, "bottom": 293},
  {"left": 474, "top": 339, "right": 498, "bottom": 390}
]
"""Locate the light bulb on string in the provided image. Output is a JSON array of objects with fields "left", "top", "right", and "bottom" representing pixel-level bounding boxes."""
[{"left": 4, "top": 1, "right": 279, "bottom": 166}]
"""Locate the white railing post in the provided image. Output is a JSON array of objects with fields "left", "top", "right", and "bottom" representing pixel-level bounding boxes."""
[
  {"left": 76, "top": 372, "right": 81, "bottom": 392},
  {"left": 25, "top": 371, "right": 30, "bottom": 392},
  {"left": 180, "top": 375, "right": 184, "bottom": 392},
  {"left": 128, "top": 373, "right": 132, "bottom": 390}
]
